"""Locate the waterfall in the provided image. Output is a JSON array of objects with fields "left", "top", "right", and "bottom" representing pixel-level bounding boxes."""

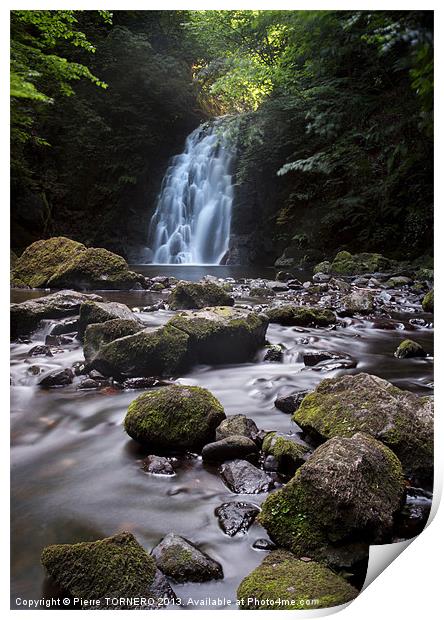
[{"left": 147, "top": 119, "right": 234, "bottom": 265}]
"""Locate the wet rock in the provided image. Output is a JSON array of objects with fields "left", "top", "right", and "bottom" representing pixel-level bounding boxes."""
[
  {"left": 38, "top": 368, "right": 74, "bottom": 388},
  {"left": 168, "top": 281, "right": 234, "bottom": 310},
  {"left": 83, "top": 318, "right": 144, "bottom": 362},
  {"left": 274, "top": 390, "right": 309, "bottom": 414},
  {"left": 141, "top": 455, "right": 175, "bottom": 476},
  {"left": 215, "top": 502, "right": 259, "bottom": 536},
  {"left": 338, "top": 289, "right": 374, "bottom": 316},
  {"left": 312, "top": 272, "right": 331, "bottom": 283},
  {"left": 72, "top": 361, "right": 87, "bottom": 376},
  {"left": 27, "top": 365, "right": 43, "bottom": 375},
  {"left": 77, "top": 300, "right": 141, "bottom": 340},
  {"left": 394, "top": 339, "right": 427, "bottom": 359},
  {"left": 41, "top": 531, "right": 159, "bottom": 609},
  {"left": 45, "top": 334, "right": 74, "bottom": 346},
  {"left": 313, "top": 260, "right": 331, "bottom": 274},
  {"left": 275, "top": 271, "right": 295, "bottom": 282},
  {"left": 124, "top": 384, "right": 225, "bottom": 450},
  {"left": 252, "top": 538, "right": 276, "bottom": 551},
  {"left": 219, "top": 459, "right": 273, "bottom": 494},
  {"left": 294, "top": 372, "right": 433, "bottom": 481},
  {"left": 326, "top": 251, "right": 392, "bottom": 276},
  {"left": 123, "top": 377, "right": 171, "bottom": 390},
  {"left": 202, "top": 435, "right": 258, "bottom": 462},
  {"left": 77, "top": 378, "right": 102, "bottom": 390},
  {"left": 237, "top": 550, "right": 358, "bottom": 610},
  {"left": 11, "top": 290, "right": 102, "bottom": 338},
  {"left": 303, "top": 350, "right": 352, "bottom": 367},
  {"left": 263, "top": 344, "right": 284, "bottom": 362},
  {"left": 262, "top": 432, "right": 309, "bottom": 474},
  {"left": 49, "top": 316, "right": 79, "bottom": 336},
  {"left": 395, "top": 487, "right": 432, "bottom": 538},
  {"left": 328, "top": 278, "right": 351, "bottom": 293},
  {"left": 215, "top": 414, "right": 260, "bottom": 443},
  {"left": 249, "top": 286, "right": 275, "bottom": 297},
  {"left": 259, "top": 433, "right": 405, "bottom": 557},
  {"left": 385, "top": 276, "right": 413, "bottom": 288},
  {"left": 422, "top": 289, "right": 434, "bottom": 312},
  {"left": 266, "top": 305, "right": 336, "bottom": 326},
  {"left": 151, "top": 533, "right": 223, "bottom": 583},
  {"left": 28, "top": 344, "right": 53, "bottom": 357},
  {"left": 267, "top": 281, "right": 289, "bottom": 292}
]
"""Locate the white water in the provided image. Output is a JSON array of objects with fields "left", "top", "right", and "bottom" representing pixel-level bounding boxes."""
[{"left": 147, "top": 120, "right": 234, "bottom": 265}]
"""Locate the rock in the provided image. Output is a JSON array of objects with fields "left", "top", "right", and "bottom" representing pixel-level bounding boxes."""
[
  {"left": 215, "top": 415, "right": 260, "bottom": 443},
  {"left": 202, "top": 435, "right": 258, "bottom": 462},
  {"left": 11, "top": 237, "right": 86, "bottom": 288},
  {"left": 312, "top": 272, "right": 331, "bottom": 283},
  {"left": 328, "top": 277, "right": 351, "bottom": 293},
  {"left": 263, "top": 344, "right": 284, "bottom": 362},
  {"left": 84, "top": 319, "right": 144, "bottom": 362},
  {"left": 215, "top": 502, "right": 260, "bottom": 536},
  {"left": 338, "top": 289, "right": 374, "bottom": 316},
  {"left": 263, "top": 455, "right": 279, "bottom": 471},
  {"left": 168, "top": 281, "right": 234, "bottom": 310},
  {"left": 219, "top": 459, "right": 272, "bottom": 494},
  {"left": 151, "top": 533, "right": 223, "bottom": 583},
  {"left": 251, "top": 538, "right": 276, "bottom": 551},
  {"left": 262, "top": 432, "right": 309, "bottom": 474},
  {"left": 45, "top": 334, "right": 74, "bottom": 346},
  {"left": 259, "top": 433, "right": 405, "bottom": 557},
  {"left": 274, "top": 390, "right": 309, "bottom": 414},
  {"left": 41, "top": 531, "right": 160, "bottom": 609},
  {"left": 123, "top": 377, "right": 171, "bottom": 390},
  {"left": 124, "top": 384, "right": 225, "bottom": 450},
  {"left": 395, "top": 487, "right": 432, "bottom": 538},
  {"left": 38, "top": 368, "right": 74, "bottom": 388},
  {"left": 141, "top": 455, "right": 175, "bottom": 476},
  {"left": 77, "top": 300, "right": 141, "bottom": 340},
  {"left": 49, "top": 316, "right": 79, "bottom": 336},
  {"left": 46, "top": 246, "right": 143, "bottom": 290},
  {"left": 72, "top": 361, "right": 87, "bottom": 376},
  {"left": 385, "top": 276, "right": 413, "bottom": 288},
  {"left": 237, "top": 550, "right": 358, "bottom": 610},
  {"left": 90, "top": 325, "right": 190, "bottom": 378},
  {"left": 168, "top": 306, "right": 268, "bottom": 364},
  {"left": 293, "top": 373, "right": 433, "bottom": 481},
  {"left": 313, "top": 260, "right": 331, "bottom": 275},
  {"left": 266, "top": 306, "right": 336, "bottom": 327},
  {"left": 303, "top": 350, "right": 354, "bottom": 367},
  {"left": 249, "top": 286, "right": 275, "bottom": 297},
  {"left": 77, "top": 378, "right": 102, "bottom": 390},
  {"left": 11, "top": 290, "right": 102, "bottom": 338},
  {"left": 28, "top": 344, "right": 53, "bottom": 357},
  {"left": 275, "top": 271, "right": 295, "bottom": 282},
  {"left": 422, "top": 289, "right": 434, "bottom": 312},
  {"left": 329, "top": 251, "right": 392, "bottom": 276},
  {"left": 394, "top": 339, "right": 427, "bottom": 359}
]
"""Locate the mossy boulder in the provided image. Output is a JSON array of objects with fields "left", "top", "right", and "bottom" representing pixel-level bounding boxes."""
[
  {"left": 90, "top": 325, "right": 190, "bottom": 378},
  {"left": 168, "top": 281, "right": 234, "bottom": 310},
  {"left": 11, "top": 236, "right": 86, "bottom": 288},
  {"left": 84, "top": 319, "right": 144, "bottom": 363},
  {"left": 329, "top": 251, "right": 392, "bottom": 276},
  {"left": 77, "top": 300, "right": 141, "bottom": 340},
  {"left": 293, "top": 373, "right": 433, "bottom": 481},
  {"left": 394, "top": 339, "right": 427, "bottom": 359},
  {"left": 422, "top": 289, "right": 434, "bottom": 313},
  {"left": 151, "top": 533, "right": 223, "bottom": 583},
  {"left": 215, "top": 414, "right": 259, "bottom": 442},
  {"left": 237, "top": 550, "right": 358, "bottom": 610},
  {"left": 262, "top": 432, "right": 310, "bottom": 474},
  {"left": 338, "top": 290, "right": 374, "bottom": 316},
  {"left": 168, "top": 306, "right": 268, "bottom": 364},
  {"left": 313, "top": 260, "right": 332, "bottom": 275},
  {"left": 47, "top": 247, "right": 142, "bottom": 290},
  {"left": 124, "top": 384, "right": 225, "bottom": 450},
  {"left": 10, "top": 290, "right": 103, "bottom": 339},
  {"left": 259, "top": 433, "right": 404, "bottom": 557},
  {"left": 266, "top": 305, "right": 336, "bottom": 327},
  {"left": 40, "top": 532, "right": 158, "bottom": 609}
]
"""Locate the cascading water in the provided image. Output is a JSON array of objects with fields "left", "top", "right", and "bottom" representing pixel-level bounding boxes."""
[{"left": 147, "top": 119, "right": 234, "bottom": 264}]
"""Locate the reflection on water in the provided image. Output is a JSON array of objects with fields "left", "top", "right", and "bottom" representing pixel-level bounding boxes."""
[{"left": 10, "top": 287, "right": 433, "bottom": 609}]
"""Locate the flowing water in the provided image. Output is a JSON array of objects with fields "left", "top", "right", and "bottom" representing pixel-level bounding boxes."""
[
  {"left": 147, "top": 120, "right": 234, "bottom": 265},
  {"left": 10, "top": 281, "right": 434, "bottom": 609}
]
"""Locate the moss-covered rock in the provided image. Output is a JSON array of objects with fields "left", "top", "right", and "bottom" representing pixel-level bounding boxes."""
[
  {"left": 338, "top": 289, "right": 374, "bottom": 316},
  {"left": 262, "top": 432, "right": 310, "bottom": 474},
  {"left": 422, "top": 289, "right": 434, "bottom": 312},
  {"left": 47, "top": 247, "right": 142, "bottom": 290},
  {"left": 258, "top": 433, "right": 404, "bottom": 557},
  {"left": 237, "top": 550, "right": 358, "bottom": 610},
  {"left": 124, "top": 384, "right": 225, "bottom": 450},
  {"left": 293, "top": 373, "right": 433, "bottom": 481},
  {"left": 394, "top": 339, "right": 427, "bottom": 359},
  {"left": 77, "top": 300, "right": 141, "bottom": 340},
  {"left": 168, "top": 281, "right": 234, "bottom": 310},
  {"left": 91, "top": 325, "right": 190, "bottom": 378},
  {"left": 11, "top": 237, "right": 86, "bottom": 288},
  {"left": 84, "top": 319, "right": 144, "bottom": 363},
  {"left": 215, "top": 414, "right": 259, "bottom": 442},
  {"left": 330, "top": 251, "right": 392, "bottom": 276},
  {"left": 41, "top": 532, "right": 158, "bottom": 608},
  {"left": 168, "top": 306, "right": 268, "bottom": 364},
  {"left": 266, "top": 305, "right": 336, "bottom": 327},
  {"left": 313, "top": 260, "right": 332, "bottom": 275}
]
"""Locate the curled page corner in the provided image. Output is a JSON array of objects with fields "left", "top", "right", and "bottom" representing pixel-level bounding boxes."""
[{"left": 362, "top": 538, "right": 415, "bottom": 591}]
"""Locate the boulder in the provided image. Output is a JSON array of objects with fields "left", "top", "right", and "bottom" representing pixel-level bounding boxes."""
[
  {"left": 313, "top": 260, "right": 332, "bottom": 275},
  {"left": 422, "top": 289, "right": 434, "bottom": 312},
  {"left": 263, "top": 344, "right": 284, "bottom": 362},
  {"left": 338, "top": 290, "right": 374, "bottom": 316},
  {"left": 215, "top": 502, "right": 260, "bottom": 536},
  {"left": 293, "top": 373, "right": 433, "bottom": 481},
  {"left": 11, "top": 237, "right": 86, "bottom": 288},
  {"left": 251, "top": 538, "right": 276, "bottom": 550},
  {"left": 237, "top": 550, "right": 358, "bottom": 610},
  {"left": 385, "top": 276, "right": 412, "bottom": 288},
  {"left": 215, "top": 415, "right": 260, "bottom": 443},
  {"left": 168, "top": 281, "right": 234, "bottom": 310},
  {"left": 28, "top": 344, "right": 53, "bottom": 357},
  {"left": 83, "top": 319, "right": 144, "bottom": 362},
  {"left": 48, "top": 316, "right": 80, "bottom": 336},
  {"left": 262, "top": 432, "right": 309, "bottom": 474},
  {"left": 394, "top": 339, "right": 427, "bottom": 359},
  {"left": 219, "top": 459, "right": 273, "bottom": 494},
  {"left": 202, "top": 435, "right": 258, "bottom": 462},
  {"left": 151, "top": 533, "right": 223, "bottom": 583},
  {"left": 329, "top": 251, "right": 392, "bottom": 276},
  {"left": 274, "top": 390, "right": 309, "bottom": 414},
  {"left": 266, "top": 306, "right": 336, "bottom": 327},
  {"left": 124, "top": 384, "right": 225, "bottom": 450},
  {"left": 77, "top": 300, "right": 141, "bottom": 340},
  {"left": 38, "top": 368, "right": 74, "bottom": 388},
  {"left": 259, "top": 433, "right": 404, "bottom": 557},
  {"left": 123, "top": 377, "right": 171, "bottom": 390},
  {"left": 168, "top": 306, "right": 268, "bottom": 364},
  {"left": 11, "top": 290, "right": 102, "bottom": 338},
  {"left": 141, "top": 455, "right": 175, "bottom": 476},
  {"left": 41, "top": 532, "right": 160, "bottom": 609},
  {"left": 303, "top": 350, "right": 356, "bottom": 367}
]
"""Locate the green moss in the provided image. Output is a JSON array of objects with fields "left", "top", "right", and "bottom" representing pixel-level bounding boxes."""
[
  {"left": 394, "top": 339, "right": 426, "bottom": 359},
  {"left": 313, "top": 260, "right": 331, "bottom": 275},
  {"left": 237, "top": 550, "right": 358, "bottom": 610},
  {"left": 84, "top": 319, "right": 143, "bottom": 362},
  {"left": 250, "top": 286, "right": 275, "bottom": 297},
  {"left": 169, "top": 281, "right": 234, "bottom": 310},
  {"left": 41, "top": 532, "right": 156, "bottom": 604},
  {"left": 78, "top": 300, "right": 139, "bottom": 340},
  {"left": 11, "top": 236, "right": 86, "bottom": 288},
  {"left": 262, "top": 433, "right": 308, "bottom": 471},
  {"left": 422, "top": 289, "right": 434, "bottom": 313},
  {"left": 330, "top": 251, "right": 392, "bottom": 276},
  {"left": 124, "top": 384, "right": 226, "bottom": 449},
  {"left": 266, "top": 306, "right": 336, "bottom": 327}
]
